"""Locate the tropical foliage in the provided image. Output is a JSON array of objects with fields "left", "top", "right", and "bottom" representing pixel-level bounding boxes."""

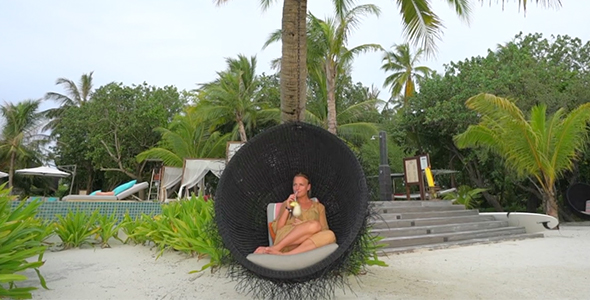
[
  {"left": 381, "top": 43, "right": 432, "bottom": 105},
  {"left": 0, "top": 187, "right": 49, "bottom": 299},
  {"left": 442, "top": 185, "right": 487, "bottom": 209},
  {"left": 265, "top": 4, "right": 382, "bottom": 134},
  {"left": 52, "top": 82, "right": 185, "bottom": 191},
  {"left": 54, "top": 210, "right": 100, "bottom": 249},
  {"left": 0, "top": 100, "right": 47, "bottom": 189},
  {"left": 454, "top": 94, "right": 590, "bottom": 218},
  {"left": 136, "top": 107, "right": 230, "bottom": 167},
  {"left": 392, "top": 32, "right": 590, "bottom": 214},
  {"left": 216, "top": 0, "right": 475, "bottom": 123},
  {"left": 95, "top": 212, "right": 123, "bottom": 248},
  {"left": 44, "top": 71, "right": 94, "bottom": 131},
  {"left": 126, "top": 194, "right": 228, "bottom": 272},
  {"left": 196, "top": 55, "right": 271, "bottom": 142}
]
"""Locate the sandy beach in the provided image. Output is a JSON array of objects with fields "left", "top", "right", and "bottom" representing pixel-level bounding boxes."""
[{"left": 20, "top": 225, "right": 590, "bottom": 300}]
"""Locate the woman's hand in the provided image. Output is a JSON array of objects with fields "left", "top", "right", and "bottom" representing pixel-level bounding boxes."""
[{"left": 286, "top": 194, "right": 297, "bottom": 206}]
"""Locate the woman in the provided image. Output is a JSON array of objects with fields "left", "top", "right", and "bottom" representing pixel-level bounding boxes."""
[{"left": 254, "top": 173, "right": 336, "bottom": 255}]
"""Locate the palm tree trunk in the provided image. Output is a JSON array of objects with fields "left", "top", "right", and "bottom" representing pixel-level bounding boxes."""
[
  {"left": 8, "top": 151, "right": 15, "bottom": 189},
  {"left": 238, "top": 120, "right": 248, "bottom": 142},
  {"left": 280, "top": 0, "right": 307, "bottom": 123},
  {"left": 544, "top": 187, "right": 558, "bottom": 218},
  {"left": 326, "top": 62, "right": 337, "bottom": 134}
]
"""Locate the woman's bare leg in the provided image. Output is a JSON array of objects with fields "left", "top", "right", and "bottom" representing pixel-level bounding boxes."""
[
  {"left": 280, "top": 239, "right": 317, "bottom": 255},
  {"left": 266, "top": 221, "right": 321, "bottom": 253}
]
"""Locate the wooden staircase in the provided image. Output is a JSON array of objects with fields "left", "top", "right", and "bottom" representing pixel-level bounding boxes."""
[{"left": 370, "top": 200, "right": 544, "bottom": 254}]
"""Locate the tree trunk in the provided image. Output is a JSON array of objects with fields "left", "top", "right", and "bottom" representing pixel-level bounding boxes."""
[
  {"left": 8, "top": 151, "right": 15, "bottom": 189},
  {"left": 449, "top": 144, "right": 504, "bottom": 211},
  {"left": 85, "top": 166, "right": 94, "bottom": 192},
  {"left": 238, "top": 120, "right": 248, "bottom": 143},
  {"left": 326, "top": 62, "right": 337, "bottom": 134},
  {"left": 280, "top": 0, "right": 307, "bottom": 123},
  {"left": 544, "top": 187, "right": 558, "bottom": 219}
]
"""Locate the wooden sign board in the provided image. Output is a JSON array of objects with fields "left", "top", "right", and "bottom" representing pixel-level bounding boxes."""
[{"left": 403, "top": 156, "right": 426, "bottom": 200}]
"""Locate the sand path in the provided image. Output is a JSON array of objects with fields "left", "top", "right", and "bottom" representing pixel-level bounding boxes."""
[{"left": 20, "top": 225, "right": 590, "bottom": 300}]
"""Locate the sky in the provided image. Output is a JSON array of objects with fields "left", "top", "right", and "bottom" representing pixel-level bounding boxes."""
[{"left": 1, "top": 0, "right": 589, "bottom": 112}]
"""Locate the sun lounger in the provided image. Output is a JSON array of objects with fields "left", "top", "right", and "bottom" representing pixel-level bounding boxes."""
[{"left": 62, "top": 182, "right": 149, "bottom": 202}]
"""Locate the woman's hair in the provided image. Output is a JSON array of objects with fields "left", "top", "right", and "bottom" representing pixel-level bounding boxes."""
[
  {"left": 294, "top": 172, "right": 310, "bottom": 184},
  {"left": 294, "top": 173, "right": 311, "bottom": 196}
]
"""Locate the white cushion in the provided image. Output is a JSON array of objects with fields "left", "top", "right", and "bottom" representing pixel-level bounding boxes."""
[{"left": 246, "top": 243, "right": 338, "bottom": 271}]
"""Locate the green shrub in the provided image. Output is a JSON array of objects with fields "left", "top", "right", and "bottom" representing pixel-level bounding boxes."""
[
  {"left": 0, "top": 186, "right": 49, "bottom": 299},
  {"left": 127, "top": 212, "right": 166, "bottom": 248},
  {"left": 95, "top": 212, "right": 123, "bottom": 248},
  {"left": 54, "top": 210, "right": 99, "bottom": 249},
  {"left": 345, "top": 224, "right": 388, "bottom": 276},
  {"left": 119, "top": 213, "right": 149, "bottom": 245},
  {"left": 443, "top": 185, "right": 487, "bottom": 209},
  {"left": 133, "top": 194, "right": 229, "bottom": 272}
]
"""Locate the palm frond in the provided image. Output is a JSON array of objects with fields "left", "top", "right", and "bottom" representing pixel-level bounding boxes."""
[{"left": 263, "top": 29, "right": 282, "bottom": 50}]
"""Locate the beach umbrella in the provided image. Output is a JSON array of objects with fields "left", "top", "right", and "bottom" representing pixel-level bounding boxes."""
[{"left": 15, "top": 166, "right": 70, "bottom": 178}]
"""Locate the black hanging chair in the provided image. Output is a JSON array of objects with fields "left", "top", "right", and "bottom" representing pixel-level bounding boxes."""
[
  {"left": 566, "top": 183, "right": 590, "bottom": 219},
  {"left": 214, "top": 122, "right": 370, "bottom": 297}
]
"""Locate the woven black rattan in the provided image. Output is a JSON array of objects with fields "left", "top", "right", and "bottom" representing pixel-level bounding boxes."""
[
  {"left": 566, "top": 182, "right": 590, "bottom": 219},
  {"left": 215, "top": 122, "right": 369, "bottom": 282}
]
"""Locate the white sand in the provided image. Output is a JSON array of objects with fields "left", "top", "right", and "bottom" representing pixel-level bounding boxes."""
[{"left": 20, "top": 226, "right": 590, "bottom": 300}]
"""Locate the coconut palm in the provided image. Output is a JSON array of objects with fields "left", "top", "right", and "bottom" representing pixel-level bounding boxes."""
[
  {"left": 214, "top": 0, "right": 478, "bottom": 123},
  {"left": 218, "top": 1, "right": 561, "bottom": 123},
  {"left": 454, "top": 93, "right": 590, "bottom": 218},
  {"left": 44, "top": 71, "right": 95, "bottom": 131},
  {"left": 306, "top": 97, "right": 381, "bottom": 146},
  {"left": 137, "top": 107, "right": 230, "bottom": 167},
  {"left": 0, "top": 99, "right": 47, "bottom": 188},
  {"left": 381, "top": 43, "right": 432, "bottom": 105},
  {"left": 265, "top": 5, "right": 382, "bottom": 134},
  {"left": 197, "top": 54, "right": 265, "bottom": 142}
]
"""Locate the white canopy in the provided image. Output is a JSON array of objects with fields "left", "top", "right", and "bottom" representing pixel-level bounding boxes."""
[
  {"left": 159, "top": 166, "right": 183, "bottom": 201},
  {"left": 0, "top": 171, "right": 8, "bottom": 178},
  {"left": 178, "top": 159, "right": 225, "bottom": 198},
  {"left": 15, "top": 166, "right": 70, "bottom": 178}
]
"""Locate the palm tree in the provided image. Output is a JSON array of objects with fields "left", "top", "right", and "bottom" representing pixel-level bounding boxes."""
[
  {"left": 454, "top": 93, "right": 590, "bottom": 218},
  {"left": 381, "top": 43, "right": 432, "bottom": 105},
  {"left": 215, "top": 0, "right": 477, "bottom": 123},
  {"left": 197, "top": 55, "right": 263, "bottom": 142},
  {"left": 305, "top": 96, "right": 381, "bottom": 146},
  {"left": 309, "top": 7, "right": 383, "bottom": 134},
  {"left": 44, "top": 71, "right": 95, "bottom": 131},
  {"left": 265, "top": 5, "right": 382, "bottom": 134},
  {"left": 136, "top": 107, "right": 230, "bottom": 167},
  {"left": 0, "top": 100, "right": 46, "bottom": 188}
]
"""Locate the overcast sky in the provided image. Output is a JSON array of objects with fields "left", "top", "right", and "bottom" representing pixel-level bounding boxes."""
[{"left": 1, "top": 1, "right": 588, "bottom": 111}]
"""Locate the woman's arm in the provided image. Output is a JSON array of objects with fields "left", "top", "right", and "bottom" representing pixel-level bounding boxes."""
[
  {"left": 318, "top": 204, "right": 329, "bottom": 231},
  {"left": 272, "top": 200, "right": 291, "bottom": 232}
]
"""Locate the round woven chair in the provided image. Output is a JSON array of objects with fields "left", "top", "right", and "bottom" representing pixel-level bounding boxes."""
[
  {"left": 566, "top": 182, "right": 590, "bottom": 219},
  {"left": 215, "top": 122, "right": 369, "bottom": 284}
]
